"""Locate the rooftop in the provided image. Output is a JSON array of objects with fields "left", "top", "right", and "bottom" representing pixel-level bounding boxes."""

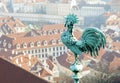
[{"left": 0, "top": 57, "right": 48, "bottom": 83}]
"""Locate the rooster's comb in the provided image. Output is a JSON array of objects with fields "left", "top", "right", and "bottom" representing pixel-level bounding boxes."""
[{"left": 65, "top": 14, "right": 79, "bottom": 24}]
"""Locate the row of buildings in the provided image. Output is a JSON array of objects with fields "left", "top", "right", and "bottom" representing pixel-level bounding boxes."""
[
  {"left": 11, "top": 0, "right": 108, "bottom": 17},
  {"left": 0, "top": 16, "right": 26, "bottom": 35},
  {"left": 0, "top": 12, "right": 120, "bottom": 82},
  {"left": 0, "top": 24, "right": 68, "bottom": 60},
  {"left": 0, "top": 15, "right": 81, "bottom": 82},
  {"left": 0, "top": 0, "right": 119, "bottom": 28}
]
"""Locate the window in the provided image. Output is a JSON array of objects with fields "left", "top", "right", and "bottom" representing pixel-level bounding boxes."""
[
  {"left": 16, "top": 44, "right": 20, "bottom": 49},
  {"left": 42, "top": 54, "right": 44, "bottom": 58},
  {"left": 8, "top": 43, "right": 12, "bottom": 48},
  {"left": 47, "top": 31, "right": 52, "bottom": 35},
  {"left": 57, "top": 52, "right": 59, "bottom": 56},
  {"left": 63, "top": 46, "right": 66, "bottom": 50},
  {"left": 60, "top": 52, "right": 62, "bottom": 55},
  {"left": 58, "top": 39, "right": 62, "bottom": 44},
  {"left": 60, "top": 47, "right": 62, "bottom": 50},
  {"left": 48, "top": 77, "right": 51, "bottom": 80},
  {"left": 53, "top": 29, "right": 58, "bottom": 34},
  {"left": 60, "top": 29, "right": 63, "bottom": 33},
  {"left": 35, "top": 49, "right": 37, "bottom": 53},
  {"left": 53, "top": 53, "right": 55, "bottom": 56},
  {"left": 37, "top": 41, "right": 41, "bottom": 46},
  {"left": 38, "top": 49, "right": 41, "bottom": 52},
  {"left": 43, "top": 40, "right": 47, "bottom": 46},
  {"left": 30, "top": 42, "right": 34, "bottom": 47},
  {"left": 56, "top": 47, "right": 58, "bottom": 51},
  {"left": 28, "top": 50, "right": 30, "bottom": 54},
  {"left": 39, "top": 54, "right": 41, "bottom": 58},
  {"left": 53, "top": 47, "right": 55, "bottom": 51},
  {"left": 42, "top": 49, "right": 44, "bottom": 52},
  {"left": 32, "top": 50, "right": 34, "bottom": 53},
  {"left": 3, "top": 40, "right": 7, "bottom": 47},
  {"left": 24, "top": 50, "right": 27, "bottom": 53},
  {"left": 45, "top": 48, "right": 47, "bottom": 52},
  {"left": 23, "top": 43, "right": 27, "bottom": 48},
  {"left": 45, "top": 54, "right": 47, "bottom": 57},
  {"left": 51, "top": 39, "right": 56, "bottom": 44},
  {"left": 49, "top": 48, "right": 51, "bottom": 51},
  {"left": 42, "top": 31, "right": 46, "bottom": 35}
]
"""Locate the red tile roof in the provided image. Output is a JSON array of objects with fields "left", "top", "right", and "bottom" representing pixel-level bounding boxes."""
[
  {"left": 56, "top": 52, "right": 71, "bottom": 69},
  {"left": 11, "top": 54, "right": 57, "bottom": 78},
  {"left": 109, "top": 57, "right": 120, "bottom": 72},
  {"left": 1, "top": 24, "right": 81, "bottom": 52},
  {"left": 11, "top": 54, "right": 39, "bottom": 71},
  {"left": 0, "top": 49, "right": 17, "bottom": 60},
  {"left": 46, "top": 59, "right": 54, "bottom": 71},
  {"left": 40, "top": 68, "right": 52, "bottom": 77},
  {"left": 0, "top": 16, "right": 25, "bottom": 34}
]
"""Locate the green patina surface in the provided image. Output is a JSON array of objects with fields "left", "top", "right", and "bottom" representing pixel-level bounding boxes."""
[
  {"left": 61, "top": 14, "right": 106, "bottom": 58},
  {"left": 61, "top": 13, "right": 106, "bottom": 83}
]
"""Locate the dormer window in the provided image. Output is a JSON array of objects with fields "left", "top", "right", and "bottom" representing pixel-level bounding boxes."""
[
  {"left": 16, "top": 44, "right": 20, "bottom": 49},
  {"left": 8, "top": 43, "right": 12, "bottom": 48},
  {"left": 3, "top": 40, "right": 7, "bottom": 47},
  {"left": 42, "top": 31, "right": 46, "bottom": 35},
  {"left": 51, "top": 39, "right": 56, "bottom": 45},
  {"left": 31, "top": 31, "right": 36, "bottom": 37},
  {"left": 43, "top": 40, "right": 47, "bottom": 46},
  {"left": 4, "top": 19, "right": 7, "bottom": 22},
  {"left": 58, "top": 29, "right": 61, "bottom": 33},
  {"left": 47, "top": 31, "right": 52, "bottom": 35},
  {"left": 30, "top": 42, "right": 34, "bottom": 47},
  {"left": 2, "top": 20, "right": 4, "bottom": 22},
  {"left": 23, "top": 43, "right": 27, "bottom": 48},
  {"left": 53, "top": 29, "right": 58, "bottom": 34},
  {"left": 58, "top": 39, "right": 62, "bottom": 44},
  {"left": 60, "top": 29, "right": 63, "bottom": 33},
  {"left": 37, "top": 41, "right": 41, "bottom": 47},
  {"left": 15, "top": 23, "right": 19, "bottom": 27},
  {"left": 4, "top": 24, "right": 7, "bottom": 27}
]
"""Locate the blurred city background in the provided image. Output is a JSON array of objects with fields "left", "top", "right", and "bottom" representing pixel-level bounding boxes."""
[{"left": 0, "top": 0, "right": 120, "bottom": 83}]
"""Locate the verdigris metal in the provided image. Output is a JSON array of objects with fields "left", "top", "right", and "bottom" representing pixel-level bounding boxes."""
[{"left": 61, "top": 14, "right": 106, "bottom": 83}]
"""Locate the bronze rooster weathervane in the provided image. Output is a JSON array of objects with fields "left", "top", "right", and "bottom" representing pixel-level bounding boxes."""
[{"left": 61, "top": 14, "right": 106, "bottom": 83}]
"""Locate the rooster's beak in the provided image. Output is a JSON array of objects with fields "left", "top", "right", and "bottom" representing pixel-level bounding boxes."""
[{"left": 64, "top": 23, "right": 66, "bottom": 27}]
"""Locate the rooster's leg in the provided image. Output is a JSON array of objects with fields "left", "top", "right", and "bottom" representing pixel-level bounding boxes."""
[{"left": 74, "top": 54, "right": 80, "bottom": 65}]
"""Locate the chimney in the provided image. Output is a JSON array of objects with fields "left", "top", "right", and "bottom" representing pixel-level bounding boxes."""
[
  {"left": 38, "top": 72, "right": 40, "bottom": 77},
  {"left": 43, "top": 59, "right": 47, "bottom": 68},
  {"left": 28, "top": 60, "right": 31, "bottom": 66},
  {"left": 16, "top": 58, "right": 19, "bottom": 64},
  {"left": 23, "top": 53, "right": 26, "bottom": 56},
  {"left": 20, "top": 57, "right": 23, "bottom": 63},
  {"left": 29, "top": 55, "right": 31, "bottom": 60},
  {"left": 4, "top": 48, "right": 7, "bottom": 51},
  {"left": 19, "top": 64, "right": 21, "bottom": 67},
  {"left": 12, "top": 50, "right": 14, "bottom": 54},
  {"left": 16, "top": 51, "right": 18, "bottom": 55}
]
